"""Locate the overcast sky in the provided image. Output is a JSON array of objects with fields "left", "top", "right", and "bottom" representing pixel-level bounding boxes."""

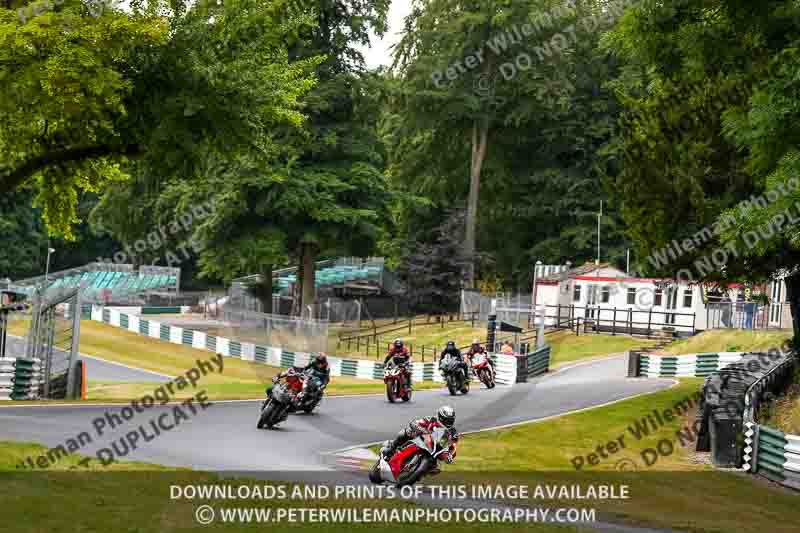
[{"left": 357, "top": 0, "right": 412, "bottom": 68}]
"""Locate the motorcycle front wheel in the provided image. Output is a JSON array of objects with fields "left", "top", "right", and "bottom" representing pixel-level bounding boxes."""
[
  {"left": 446, "top": 375, "right": 457, "bottom": 396},
  {"left": 386, "top": 381, "right": 398, "bottom": 403},
  {"left": 368, "top": 460, "right": 383, "bottom": 484},
  {"left": 258, "top": 400, "right": 283, "bottom": 429},
  {"left": 396, "top": 453, "right": 433, "bottom": 487}
]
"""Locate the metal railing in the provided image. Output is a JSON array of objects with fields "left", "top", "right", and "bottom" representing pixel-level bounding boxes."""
[{"left": 541, "top": 304, "right": 696, "bottom": 337}]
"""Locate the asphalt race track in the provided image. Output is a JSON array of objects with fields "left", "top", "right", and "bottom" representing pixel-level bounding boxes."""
[
  {"left": 0, "top": 355, "right": 674, "bottom": 472},
  {"left": 3, "top": 336, "right": 171, "bottom": 383}
]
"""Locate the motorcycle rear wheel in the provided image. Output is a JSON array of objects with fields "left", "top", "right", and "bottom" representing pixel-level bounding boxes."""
[{"left": 401, "top": 386, "right": 411, "bottom": 402}]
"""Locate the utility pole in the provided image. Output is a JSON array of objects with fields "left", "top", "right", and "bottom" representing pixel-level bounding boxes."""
[{"left": 626, "top": 249, "right": 630, "bottom": 275}]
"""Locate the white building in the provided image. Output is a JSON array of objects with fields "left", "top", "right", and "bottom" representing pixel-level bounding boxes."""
[{"left": 533, "top": 263, "right": 792, "bottom": 335}]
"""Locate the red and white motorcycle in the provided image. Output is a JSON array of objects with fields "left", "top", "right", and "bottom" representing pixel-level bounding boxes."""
[
  {"left": 384, "top": 363, "right": 412, "bottom": 403},
  {"left": 369, "top": 426, "right": 456, "bottom": 486},
  {"left": 472, "top": 352, "right": 496, "bottom": 389}
]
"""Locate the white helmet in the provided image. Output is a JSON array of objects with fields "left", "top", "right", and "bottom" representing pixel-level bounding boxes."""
[{"left": 437, "top": 405, "right": 455, "bottom": 428}]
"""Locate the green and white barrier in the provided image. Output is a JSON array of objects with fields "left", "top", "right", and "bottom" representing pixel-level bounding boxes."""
[
  {"left": 0, "top": 358, "right": 14, "bottom": 401},
  {"left": 526, "top": 345, "right": 551, "bottom": 379},
  {"left": 744, "top": 422, "right": 800, "bottom": 491},
  {"left": 0, "top": 358, "right": 42, "bottom": 401},
  {"left": 91, "top": 306, "right": 526, "bottom": 384},
  {"left": 639, "top": 352, "right": 745, "bottom": 377}
]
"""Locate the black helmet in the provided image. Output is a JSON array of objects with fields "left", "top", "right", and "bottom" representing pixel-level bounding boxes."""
[
  {"left": 446, "top": 341, "right": 456, "bottom": 349},
  {"left": 394, "top": 339, "right": 404, "bottom": 349},
  {"left": 471, "top": 339, "right": 480, "bottom": 347},
  {"left": 314, "top": 353, "right": 328, "bottom": 368},
  {"left": 437, "top": 405, "right": 455, "bottom": 428}
]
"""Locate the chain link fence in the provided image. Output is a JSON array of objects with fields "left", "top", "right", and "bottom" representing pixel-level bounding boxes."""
[{"left": 217, "top": 306, "right": 329, "bottom": 353}]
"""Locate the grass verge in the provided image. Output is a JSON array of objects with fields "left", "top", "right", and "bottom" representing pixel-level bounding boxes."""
[
  {"left": 664, "top": 329, "right": 792, "bottom": 355},
  {"left": 0, "top": 441, "right": 582, "bottom": 533},
  {"left": 545, "top": 330, "right": 657, "bottom": 368},
  {"left": 429, "top": 379, "right": 800, "bottom": 533},
  {"left": 5, "top": 320, "right": 442, "bottom": 401}
]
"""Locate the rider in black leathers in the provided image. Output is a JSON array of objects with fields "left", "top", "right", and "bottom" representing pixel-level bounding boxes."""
[
  {"left": 274, "top": 353, "right": 330, "bottom": 404},
  {"left": 383, "top": 339, "right": 413, "bottom": 390},
  {"left": 439, "top": 340, "right": 469, "bottom": 378}
]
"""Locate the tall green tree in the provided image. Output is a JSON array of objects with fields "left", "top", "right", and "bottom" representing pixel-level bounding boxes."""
[
  {"left": 387, "top": 0, "right": 627, "bottom": 289},
  {"left": 1, "top": 0, "right": 315, "bottom": 238},
  {"left": 604, "top": 0, "right": 800, "bottom": 342}
]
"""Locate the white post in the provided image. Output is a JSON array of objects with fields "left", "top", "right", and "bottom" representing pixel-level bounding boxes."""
[
  {"left": 626, "top": 249, "right": 630, "bottom": 275},
  {"left": 537, "top": 305, "right": 545, "bottom": 348}
]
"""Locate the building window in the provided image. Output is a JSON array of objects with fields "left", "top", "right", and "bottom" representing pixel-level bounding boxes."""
[
  {"left": 601, "top": 286, "right": 611, "bottom": 303},
  {"left": 683, "top": 289, "right": 693, "bottom": 308},
  {"left": 654, "top": 288, "right": 663, "bottom": 306},
  {"left": 573, "top": 284, "right": 582, "bottom": 302},
  {"left": 627, "top": 288, "right": 636, "bottom": 305}
]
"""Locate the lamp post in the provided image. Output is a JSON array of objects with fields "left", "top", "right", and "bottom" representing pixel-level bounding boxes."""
[{"left": 44, "top": 247, "right": 55, "bottom": 286}]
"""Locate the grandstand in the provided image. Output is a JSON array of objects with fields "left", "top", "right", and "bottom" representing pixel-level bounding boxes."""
[
  {"left": 234, "top": 257, "right": 389, "bottom": 296},
  {"left": 11, "top": 263, "right": 180, "bottom": 303}
]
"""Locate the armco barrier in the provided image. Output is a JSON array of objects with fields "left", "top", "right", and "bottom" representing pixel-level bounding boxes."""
[
  {"left": 744, "top": 423, "right": 800, "bottom": 490},
  {"left": 635, "top": 352, "right": 745, "bottom": 377},
  {"left": 90, "top": 306, "right": 527, "bottom": 384},
  {"left": 0, "top": 358, "right": 14, "bottom": 400},
  {"left": 0, "top": 357, "right": 42, "bottom": 401}
]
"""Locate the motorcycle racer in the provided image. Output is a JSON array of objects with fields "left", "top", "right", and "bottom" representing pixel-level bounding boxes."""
[
  {"left": 439, "top": 340, "right": 469, "bottom": 378},
  {"left": 380, "top": 406, "right": 459, "bottom": 463},
  {"left": 466, "top": 339, "right": 494, "bottom": 371},
  {"left": 384, "top": 339, "right": 413, "bottom": 390},
  {"left": 274, "top": 353, "right": 330, "bottom": 403}
]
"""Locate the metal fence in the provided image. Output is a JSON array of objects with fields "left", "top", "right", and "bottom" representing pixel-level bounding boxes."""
[
  {"left": 540, "top": 304, "right": 697, "bottom": 337},
  {"left": 461, "top": 290, "right": 533, "bottom": 324},
  {"left": 27, "top": 288, "right": 81, "bottom": 399},
  {"left": 705, "top": 301, "right": 792, "bottom": 330},
  {"left": 219, "top": 306, "right": 329, "bottom": 353},
  {"left": 1, "top": 287, "right": 81, "bottom": 400}
]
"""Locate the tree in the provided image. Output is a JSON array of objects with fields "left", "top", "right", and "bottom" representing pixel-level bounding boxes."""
[
  {"left": 398, "top": 209, "right": 473, "bottom": 313},
  {"left": 604, "top": 0, "right": 800, "bottom": 343},
  {"left": 96, "top": 1, "right": 394, "bottom": 314},
  {"left": 387, "top": 0, "right": 627, "bottom": 289},
  {"left": 0, "top": 0, "right": 316, "bottom": 237}
]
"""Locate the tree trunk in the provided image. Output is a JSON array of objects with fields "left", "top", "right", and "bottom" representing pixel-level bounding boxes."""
[
  {"left": 784, "top": 274, "right": 800, "bottom": 348},
  {"left": 464, "top": 117, "right": 489, "bottom": 288},
  {"left": 291, "top": 251, "right": 304, "bottom": 317},
  {"left": 257, "top": 264, "right": 273, "bottom": 314},
  {"left": 301, "top": 243, "right": 317, "bottom": 316}
]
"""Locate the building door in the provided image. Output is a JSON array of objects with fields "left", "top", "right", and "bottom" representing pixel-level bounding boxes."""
[
  {"left": 665, "top": 286, "right": 678, "bottom": 325},
  {"left": 770, "top": 280, "right": 784, "bottom": 326},
  {"left": 585, "top": 285, "right": 598, "bottom": 319}
]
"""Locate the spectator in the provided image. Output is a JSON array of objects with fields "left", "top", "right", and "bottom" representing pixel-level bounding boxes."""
[{"left": 500, "top": 341, "right": 514, "bottom": 355}]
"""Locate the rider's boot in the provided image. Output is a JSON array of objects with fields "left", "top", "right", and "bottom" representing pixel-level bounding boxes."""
[{"left": 382, "top": 430, "right": 410, "bottom": 458}]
